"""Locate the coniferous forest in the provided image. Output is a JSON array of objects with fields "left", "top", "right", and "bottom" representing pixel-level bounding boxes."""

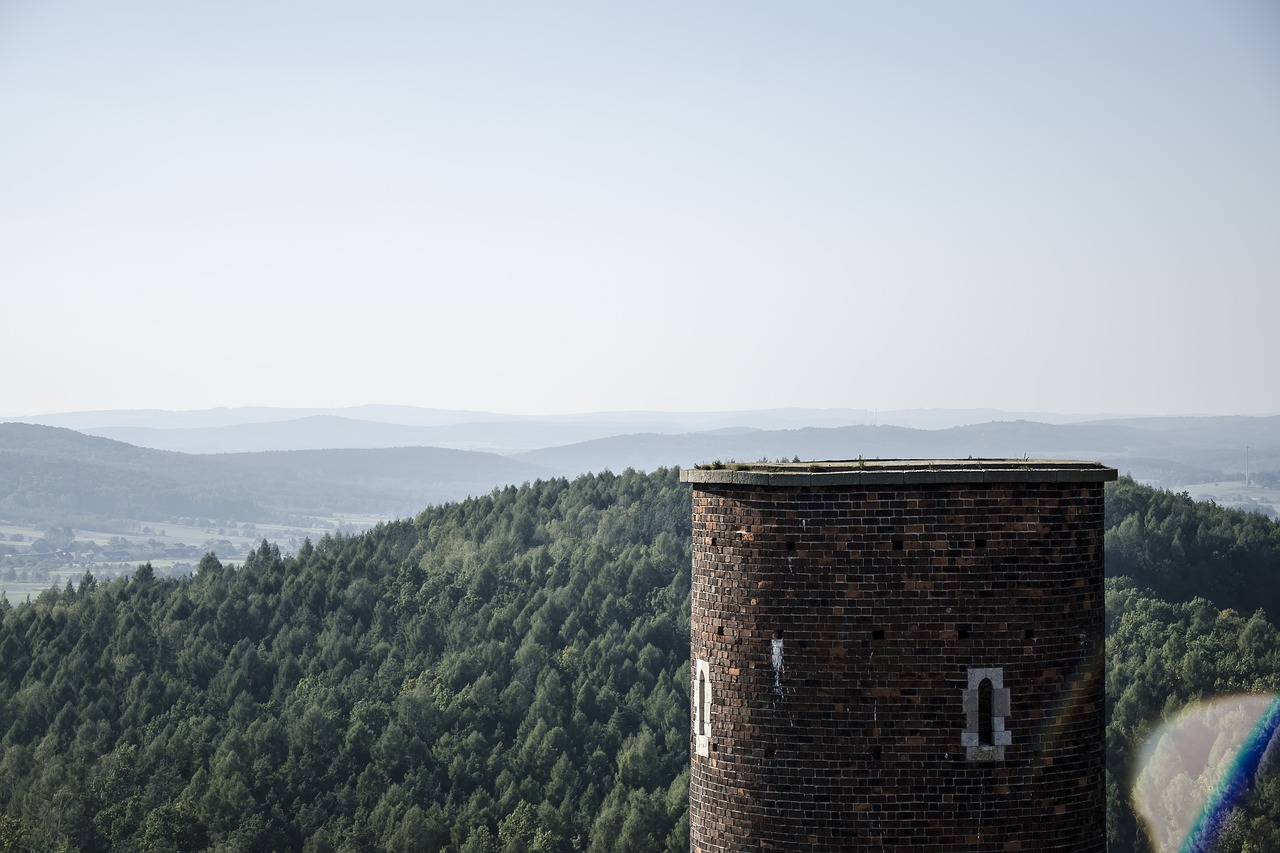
[{"left": 2, "top": 468, "right": 1279, "bottom": 851}]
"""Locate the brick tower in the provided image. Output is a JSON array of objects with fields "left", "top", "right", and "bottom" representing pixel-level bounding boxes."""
[{"left": 681, "top": 459, "right": 1116, "bottom": 851}]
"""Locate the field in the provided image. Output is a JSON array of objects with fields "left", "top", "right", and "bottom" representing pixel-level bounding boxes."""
[
  {"left": 0, "top": 513, "right": 387, "bottom": 604},
  {"left": 1179, "top": 479, "right": 1279, "bottom": 518}
]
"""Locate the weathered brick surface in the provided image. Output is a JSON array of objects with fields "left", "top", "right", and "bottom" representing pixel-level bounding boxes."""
[{"left": 686, "top": 471, "right": 1110, "bottom": 852}]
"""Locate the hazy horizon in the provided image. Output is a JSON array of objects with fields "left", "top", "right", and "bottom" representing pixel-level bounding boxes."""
[
  {"left": 2, "top": 402, "right": 1251, "bottom": 423},
  {"left": 3, "top": 2, "right": 1277, "bottom": 417},
  {"left": 4, "top": 402, "right": 1278, "bottom": 423}
]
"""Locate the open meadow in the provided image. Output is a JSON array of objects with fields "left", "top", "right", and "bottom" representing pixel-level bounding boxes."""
[
  {"left": 1180, "top": 479, "right": 1280, "bottom": 518},
  {"left": 0, "top": 513, "right": 387, "bottom": 604}
]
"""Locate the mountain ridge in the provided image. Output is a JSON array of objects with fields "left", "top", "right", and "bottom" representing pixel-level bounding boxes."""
[
  {"left": 3, "top": 414, "right": 1277, "bottom": 532},
  {"left": 8, "top": 405, "right": 1157, "bottom": 453},
  {"left": 0, "top": 423, "right": 552, "bottom": 526}
]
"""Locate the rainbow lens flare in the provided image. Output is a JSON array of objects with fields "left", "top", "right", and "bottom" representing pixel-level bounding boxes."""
[{"left": 1133, "top": 694, "right": 1280, "bottom": 852}]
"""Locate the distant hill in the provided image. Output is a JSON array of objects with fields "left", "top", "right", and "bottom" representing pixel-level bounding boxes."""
[
  {"left": 223, "top": 446, "right": 554, "bottom": 516},
  {"left": 10, "top": 405, "right": 1135, "bottom": 455},
  {"left": 0, "top": 424, "right": 265, "bottom": 526},
  {"left": 4, "top": 412, "right": 1277, "bottom": 533},
  {"left": 0, "top": 423, "right": 551, "bottom": 527},
  {"left": 83, "top": 416, "right": 654, "bottom": 455},
  {"left": 512, "top": 418, "right": 1280, "bottom": 489},
  {"left": 13, "top": 407, "right": 1269, "bottom": 488},
  {"left": 3, "top": 405, "right": 510, "bottom": 430}
]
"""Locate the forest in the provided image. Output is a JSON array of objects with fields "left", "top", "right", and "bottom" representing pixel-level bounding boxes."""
[{"left": 0, "top": 469, "right": 1278, "bottom": 851}]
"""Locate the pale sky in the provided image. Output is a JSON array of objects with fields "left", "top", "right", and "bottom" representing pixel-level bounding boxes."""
[{"left": 2, "top": 1, "right": 1277, "bottom": 418}]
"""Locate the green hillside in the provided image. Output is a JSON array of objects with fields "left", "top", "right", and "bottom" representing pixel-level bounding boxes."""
[
  {"left": 1106, "top": 476, "right": 1280, "bottom": 621},
  {"left": 0, "top": 469, "right": 1277, "bottom": 851},
  {"left": 0, "top": 469, "right": 691, "bottom": 852}
]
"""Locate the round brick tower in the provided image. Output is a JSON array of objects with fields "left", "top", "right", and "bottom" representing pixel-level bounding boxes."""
[{"left": 681, "top": 459, "right": 1116, "bottom": 852}]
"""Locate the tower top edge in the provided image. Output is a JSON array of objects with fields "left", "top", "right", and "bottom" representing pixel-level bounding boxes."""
[{"left": 679, "top": 458, "right": 1119, "bottom": 486}]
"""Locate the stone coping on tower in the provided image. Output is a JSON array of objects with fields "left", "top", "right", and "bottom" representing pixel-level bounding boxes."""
[{"left": 680, "top": 458, "right": 1117, "bottom": 487}]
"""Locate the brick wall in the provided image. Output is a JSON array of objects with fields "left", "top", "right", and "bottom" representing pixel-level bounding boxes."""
[{"left": 684, "top": 463, "right": 1113, "bottom": 852}]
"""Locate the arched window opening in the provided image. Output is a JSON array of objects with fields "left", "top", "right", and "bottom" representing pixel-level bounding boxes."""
[
  {"left": 697, "top": 669, "right": 708, "bottom": 736},
  {"left": 694, "top": 659, "right": 712, "bottom": 757},
  {"left": 977, "top": 678, "right": 994, "bottom": 746},
  {"left": 962, "top": 667, "right": 1010, "bottom": 761}
]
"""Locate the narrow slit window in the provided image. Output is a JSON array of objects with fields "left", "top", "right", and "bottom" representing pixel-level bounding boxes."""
[
  {"left": 697, "top": 669, "right": 708, "bottom": 736},
  {"left": 977, "top": 678, "right": 993, "bottom": 746}
]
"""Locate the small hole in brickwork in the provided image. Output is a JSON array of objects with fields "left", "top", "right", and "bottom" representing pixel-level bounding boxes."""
[
  {"left": 786, "top": 540, "right": 796, "bottom": 551},
  {"left": 892, "top": 539, "right": 903, "bottom": 551},
  {"left": 1024, "top": 628, "right": 1034, "bottom": 640},
  {"left": 872, "top": 629, "right": 885, "bottom": 641},
  {"left": 958, "top": 624, "right": 970, "bottom": 639},
  {"left": 710, "top": 537, "right": 717, "bottom": 547},
  {"left": 975, "top": 538, "right": 987, "bottom": 550},
  {"left": 716, "top": 625, "right": 724, "bottom": 636}
]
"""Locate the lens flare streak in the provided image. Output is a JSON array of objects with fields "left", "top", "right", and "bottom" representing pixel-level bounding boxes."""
[{"left": 1180, "top": 696, "right": 1280, "bottom": 853}]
